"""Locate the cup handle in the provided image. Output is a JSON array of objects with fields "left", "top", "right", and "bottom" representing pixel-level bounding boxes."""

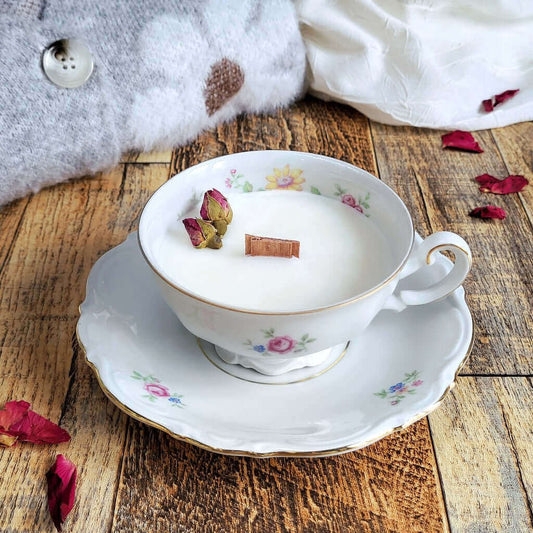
[{"left": 383, "top": 231, "right": 472, "bottom": 311}]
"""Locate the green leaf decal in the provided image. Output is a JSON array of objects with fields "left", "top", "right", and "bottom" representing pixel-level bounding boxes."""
[
  {"left": 262, "top": 328, "right": 275, "bottom": 338},
  {"left": 334, "top": 184, "right": 347, "bottom": 196}
]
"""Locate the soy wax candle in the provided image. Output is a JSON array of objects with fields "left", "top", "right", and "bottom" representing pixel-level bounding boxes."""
[{"left": 154, "top": 190, "right": 392, "bottom": 312}]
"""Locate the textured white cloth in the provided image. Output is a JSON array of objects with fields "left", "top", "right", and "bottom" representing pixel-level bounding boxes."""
[
  {"left": 297, "top": 0, "right": 533, "bottom": 129},
  {"left": 0, "top": 0, "right": 306, "bottom": 205}
]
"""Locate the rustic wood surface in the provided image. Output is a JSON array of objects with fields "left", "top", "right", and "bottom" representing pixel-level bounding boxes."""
[{"left": 0, "top": 97, "right": 531, "bottom": 532}]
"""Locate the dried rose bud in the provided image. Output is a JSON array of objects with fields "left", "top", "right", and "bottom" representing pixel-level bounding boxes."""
[
  {"left": 200, "top": 189, "right": 233, "bottom": 235},
  {"left": 182, "top": 218, "right": 222, "bottom": 249}
]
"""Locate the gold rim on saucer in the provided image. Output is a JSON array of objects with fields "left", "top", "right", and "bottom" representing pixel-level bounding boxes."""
[{"left": 76, "top": 314, "right": 474, "bottom": 458}]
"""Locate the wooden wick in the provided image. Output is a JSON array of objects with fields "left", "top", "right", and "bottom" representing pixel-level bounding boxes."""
[{"left": 245, "top": 234, "right": 300, "bottom": 258}]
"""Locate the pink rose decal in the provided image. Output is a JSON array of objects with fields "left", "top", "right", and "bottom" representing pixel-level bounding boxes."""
[
  {"left": 245, "top": 329, "right": 316, "bottom": 355},
  {"left": 342, "top": 194, "right": 363, "bottom": 213},
  {"left": 267, "top": 336, "right": 296, "bottom": 354},
  {"left": 144, "top": 383, "right": 170, "bottom": 398},
  {"left": 132, "top": 372, "right": 185, "bottom": 408}
]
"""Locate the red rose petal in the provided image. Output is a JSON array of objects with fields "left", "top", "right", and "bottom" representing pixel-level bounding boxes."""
[
  {"left": 442, "top": 131, "right": 483, "bottom": 153},
  {"left": 495, "top": 89, "right": 519, "bottom": 106},
  {"left": 46, "top": 454, "right": 77, "bottom": 532},
  {"left": 482, "top": 89, "right": 519, "bottom": 113},
  {"left": 482, "top": 99, "right": 494, "bottom": 113},
  {"left": 0, "top": 400, "right": 30, "bottom": 431},
  {"left": 0, "top": 400, "right": 70, "bottom": 446},
  {"left": 0, "top": 400, "right": 31, "bottom": 446},
  {"left": 475, "top": 174, "right": 528, "bottom": 194},
  {"left": 10, "top": 409, "right": 71, "bottom": 444},
  {"left": 475, "top": 173, "right": 499, "bottom": 190},
  {"left": 469, "top": 206, "right": 506, "bottom": 219},
  {"left": 494, "top": 175, "right": 528, "bottom": 194}
]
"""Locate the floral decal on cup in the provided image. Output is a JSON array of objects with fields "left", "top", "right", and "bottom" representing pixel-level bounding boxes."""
[
  {"left": 244, "top": 328, "right": 316, "bottom": 355},
  {"left": 265, "top": 164, "right": 305, "bottom": 191},
  {"left": 374, "top": 371, "right": 423, "bottom": 405},
  {"left": 223, "top": 168, "right": 370, "bottom": 216},
  {"left": 131, "top": 371, "right": 185, "bottom": 407},
  {"left": 225, "top": 168, "right": 255, "bottom": 192},
  {"left": 310, "top": 184, "right": 370, "bottom": 215}
]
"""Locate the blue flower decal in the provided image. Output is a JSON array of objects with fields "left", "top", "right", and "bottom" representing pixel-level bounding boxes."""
[
  {"left": 253, "top": 345, "right": 266, "bottom": 353},
  {"left": 375, "top": 372, "right": 423, "bottom": 405},
  {"left": 168, "top": 397, "right": 182, "bottom": 405},
  {"left": 389, "top": 383, "right": 404, "bottom": 393}
]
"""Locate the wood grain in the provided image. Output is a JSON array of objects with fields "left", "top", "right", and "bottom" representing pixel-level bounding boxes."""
[
  {"left": 122, "top": 149, "right": 173, "bottom": 164},
  {"left": 171, "top": 98, "right": 378, "bottom": 178},
  {"left": 491, "top": 122, "right": 533, "bottom": 224},
  {"left": 0, "top": 164, "right": 167, "bottom": 532},
  {"left": 0, "top": 197, "right": 29, "bottom": 276},
  {"left": 429, "top": 377, "right": 533, "bottom": 532},
  {"left": 0, "top": 96, "right": 530, "bottom": 533},
  {"left": 111, "top": 420, "right": 446, "bottom": 533},
  {"left": 112, "top": 99, "right": 448, "bottom": 533},
  {"left": 370, "top": 123, "right": 533, "bottom": 375}
]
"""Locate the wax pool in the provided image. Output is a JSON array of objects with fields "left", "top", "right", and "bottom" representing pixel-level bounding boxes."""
[{"left": 154, "top": 190, "right": 393, "bottom": 311}]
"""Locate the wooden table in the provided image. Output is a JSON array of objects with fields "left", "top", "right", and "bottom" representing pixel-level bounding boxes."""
[{"left": 1, "top": 97, "right": 532, "bottom": 532}]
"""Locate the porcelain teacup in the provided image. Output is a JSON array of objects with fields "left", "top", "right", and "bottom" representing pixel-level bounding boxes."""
[{"left": 138, "top": 151, "right": 471, "bottom": 378}]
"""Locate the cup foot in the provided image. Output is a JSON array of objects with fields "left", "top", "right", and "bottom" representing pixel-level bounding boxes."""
[{"left": 198, "top": 340, "right": 349, "bottom": 384}]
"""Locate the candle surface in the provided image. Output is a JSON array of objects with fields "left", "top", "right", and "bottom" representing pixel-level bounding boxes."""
[{"left": 154, "top": 190, "right": 393, "bottom": 311}]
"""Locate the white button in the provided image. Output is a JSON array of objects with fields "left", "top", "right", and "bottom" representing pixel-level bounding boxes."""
[{"left": 42, "top": 39, "right": 94, "bottom": 88}]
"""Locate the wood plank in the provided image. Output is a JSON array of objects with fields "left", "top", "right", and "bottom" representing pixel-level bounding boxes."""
[
  {"left": 370, "top": 123, "right": 533, "bottom": 375},
  {"left": 429, "top": 377, "right": 533, "bottom": 532},
  {"left": 122, "top": 149, "right": 173, "bottom": 164},
  {"left": 491, "top": 122, "right": 533, "bottom": 224},
  {"left": 0, "top": 197, "right": 29, "bottom": 277},
  {"left": 2, "top": 98, "right": 530, "bottom": 533},
  {"left": 111, "top": 419, "right": 446, "bottom": 533},
  {"left": 0, "top": 164, "right": 167, "bottom": 532},
  {"left": 0, "top": 327, "right": 128, "bottom": 533},
  {"left": 0, "top": 164, "right": 169, "bottom": 319},
  {"left": 111, "top": 98, "right": 448, "bottom": 533},
  {"left": 170, "top": 97, "right": 378, "bottom": 178}
]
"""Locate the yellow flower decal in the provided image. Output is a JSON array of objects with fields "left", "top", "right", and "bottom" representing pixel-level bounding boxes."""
[{"left": 265, "top": 164, "right": 305, "bottom": 191}]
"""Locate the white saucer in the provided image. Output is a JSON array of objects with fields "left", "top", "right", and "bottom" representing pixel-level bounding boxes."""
[{"left": 77, "top": 233, "right": 473, "bottom": 457}]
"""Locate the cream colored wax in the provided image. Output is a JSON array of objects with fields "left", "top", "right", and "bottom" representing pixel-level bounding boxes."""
[{"left": 154, "top": 190, "right": 392, "bottom": 312}]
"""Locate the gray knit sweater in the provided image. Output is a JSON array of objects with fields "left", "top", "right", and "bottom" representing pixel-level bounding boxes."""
[{"left": 0, "top": 0, "right": 306, "bottom": 205}]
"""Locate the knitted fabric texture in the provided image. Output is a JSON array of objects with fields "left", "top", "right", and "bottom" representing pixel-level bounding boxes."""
[{"left": 0, "top": 0, "right": 306, "bottom": 205}]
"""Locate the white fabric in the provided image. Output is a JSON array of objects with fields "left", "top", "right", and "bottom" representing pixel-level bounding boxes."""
[{"left": 296, "top": 0, "right": 533, "bottom": 129}]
